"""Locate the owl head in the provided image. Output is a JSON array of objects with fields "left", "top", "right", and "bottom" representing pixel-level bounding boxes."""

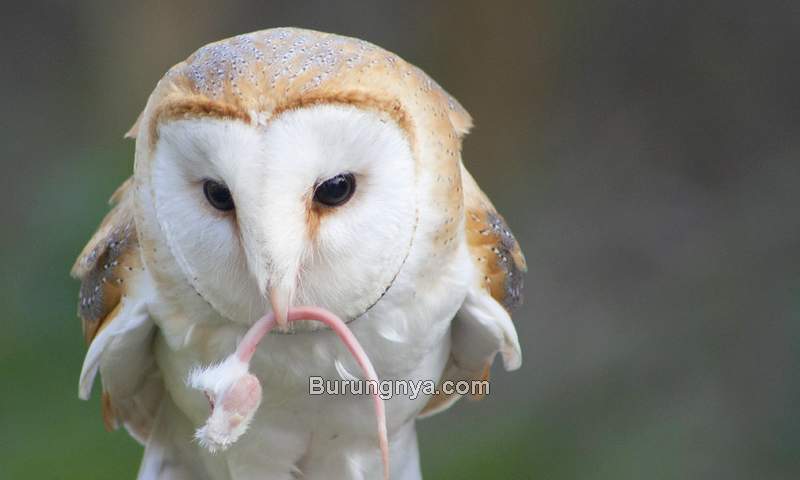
[{"left": 130, "top": 28, "right": 474, "bottom": 331}]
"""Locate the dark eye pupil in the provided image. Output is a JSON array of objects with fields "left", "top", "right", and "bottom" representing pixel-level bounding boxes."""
[
  {"left": 203, "top": 180, "right": 235, "bottom": 211},
  {"left": 314, "top": 173, "right": 356, "bottom": 207}
]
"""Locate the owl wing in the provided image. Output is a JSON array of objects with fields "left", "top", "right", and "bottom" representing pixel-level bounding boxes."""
[
  {"left": 72, "top": 178, "right": 163, "bottom": 444},
  {"left": 420, "top": 165, "right": 525, "bottom": 416}
]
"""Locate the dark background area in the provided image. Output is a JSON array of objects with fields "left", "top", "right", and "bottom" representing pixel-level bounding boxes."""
[{"left": 1, "top": 1, "right": 798, "bottom": 478}]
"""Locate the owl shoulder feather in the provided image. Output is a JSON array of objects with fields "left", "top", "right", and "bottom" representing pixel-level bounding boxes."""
[
  {"left": 420, "top": 165, "right": 525, "bottom": 417},
  {"left": 72, "top": 177, "right": 140, "bottom": 343},
  {"left": 461, "top": 166, "right": 526, "bottom": 309},
  {"left": 72, "top": 178, "right": 162, "bottom": 442}
]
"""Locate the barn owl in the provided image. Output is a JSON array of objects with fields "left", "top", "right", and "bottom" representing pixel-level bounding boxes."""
[{"left": 73, "top": 28, "right": 526, "bottom": 480}]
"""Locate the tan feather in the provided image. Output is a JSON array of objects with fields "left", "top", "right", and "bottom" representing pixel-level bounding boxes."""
[
  {"left": 101, "top": 390, "right": 119, "bottom": 431},
  {"left": 461, "top": 166, "right": 526, "bottom": 310},
  {"left": 124, "top": 110, "right": 143, "bottom": 139},
  {"left": 72, "top": 178, "right": 141, "bottom": 343}
]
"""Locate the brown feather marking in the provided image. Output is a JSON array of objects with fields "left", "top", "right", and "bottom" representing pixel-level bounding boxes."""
[
  {"left": 305, "top": 191, "right": 322, "bottom": 242},
  {"left": 77, "top": 223, "right": 139, "bottom": 343},
  {"left": 462, "top": 166, "right": 526, "bottom": 310},
  {"left": 272, "top": 91, "right": 415, "bottom": 146},
  {"left": 101, "top": 390, "right": 119, "bottom": 431},
  {"left": 125, "top": 110, "right": 144, "bottom": 139},
  {"left": 71, "top": 178, "right": 135, "bottom": 277},
  {"left": 109, "top": 177, "right": 134, "bottom": 204},
  {"left": 418, "top": 361, "right": 492, "bottom": 416},
  {"left": 469, "top": 363, "right": 492, "bottom": 400},
  {"left": 147, "top": 92, "right": 415, "bottom": 158},
  {"left": 148, "top": 96, "right": 252, "bottom": 147},
  {"left": 73, "top": 179, "right": 141, "bottom": 344}
]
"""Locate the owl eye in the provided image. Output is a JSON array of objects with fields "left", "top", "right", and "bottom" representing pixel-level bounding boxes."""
[
  {"left": 203, "top": 179, "right": 235, "bottom": 211},
  {"left": 314, "top": 173, "right": 356, "bottom": 207}
]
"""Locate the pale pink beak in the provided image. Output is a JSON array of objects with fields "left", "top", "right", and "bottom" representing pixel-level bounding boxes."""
[{"left": 268, "top": 286, "right": 291, "bottom": 328}]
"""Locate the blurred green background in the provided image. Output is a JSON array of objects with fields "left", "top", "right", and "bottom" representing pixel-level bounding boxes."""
[{"left": 2, "top": 1, "right": 799, "bottom": 478}]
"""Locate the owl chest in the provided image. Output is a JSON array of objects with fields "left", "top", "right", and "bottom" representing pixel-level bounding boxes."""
[{"left": 152, "top": 308, "right": 451, "bottom": 470}]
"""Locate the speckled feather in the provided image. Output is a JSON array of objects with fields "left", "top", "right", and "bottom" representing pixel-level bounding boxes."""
[
  {"left": 72, "top": 178, "right": 142, "bottom": 343},
  {"left": 462, "top": 167, "right": 527, "bottom": 310}
]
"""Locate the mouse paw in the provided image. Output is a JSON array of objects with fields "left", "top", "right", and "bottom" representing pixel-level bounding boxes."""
[{"left": 189, "top": 356, "right": 263, "bottom": 452}]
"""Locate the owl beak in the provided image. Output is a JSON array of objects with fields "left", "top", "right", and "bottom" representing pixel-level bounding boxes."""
[{"left": 269, "top": 286, "right": 291, "bottom": 328}]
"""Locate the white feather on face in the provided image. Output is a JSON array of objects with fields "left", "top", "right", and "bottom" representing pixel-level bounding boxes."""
[{"left": 149, "top": 104, "right": 417, "bottom": 330}]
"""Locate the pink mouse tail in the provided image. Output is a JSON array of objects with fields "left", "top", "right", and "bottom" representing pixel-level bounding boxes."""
[{"left": 235, "top": 307, "right": 390, "bottom": 480}]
